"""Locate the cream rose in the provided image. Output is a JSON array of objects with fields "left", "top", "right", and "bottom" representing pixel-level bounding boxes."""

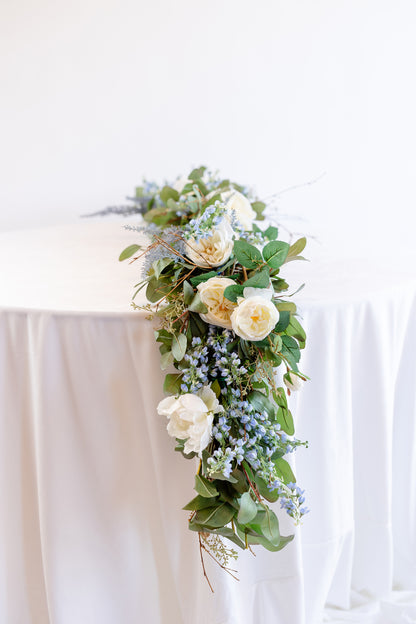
[
  {"left": 186, "top": 219, "right": 234, "bottom": 268},
  {"left": 222, "top": 189, "right": 256, "bottom": 230},
  {"left": 197, "top": 277, "right": 237, "bottom": 329},
  {"left": 284, "top": 372, "right": 304, "bottom": 392},
  {"left": 231, "top": 294, "right": 279, "bottom": 341},
  {"left": 157, "top": 386, "right": 223, "bottom": 455}
]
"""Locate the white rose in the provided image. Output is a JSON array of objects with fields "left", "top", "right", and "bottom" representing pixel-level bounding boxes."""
[
  {"left": 197, "top": 277, "right": 237, "bottom": 329},
  {"left": 284, "top": 372, "right": 304, "bottom": 392},
  {"left": 222, "top": 189, "right": 256, "bottom": 230},
  {"left": 157, "top": 386, "right": 223, "bottom": 455},
  {"left": 231, "top": 295, "right": 279, "bottom": 341},
  {"left": 186, "top": 219, "right": 234, "bottom": 268}
]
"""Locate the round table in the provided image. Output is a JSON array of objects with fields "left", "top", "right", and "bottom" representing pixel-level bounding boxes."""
[{"left": 1, "top": 222, "right": 415, "bottom": 624}]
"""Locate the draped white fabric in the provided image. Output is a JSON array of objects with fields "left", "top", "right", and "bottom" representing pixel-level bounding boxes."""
[{"left": 0, "top": 223, "right": 415, "bottom": 624}]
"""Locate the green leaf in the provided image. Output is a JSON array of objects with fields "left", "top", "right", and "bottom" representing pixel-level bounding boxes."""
[
  {"left": 152, "top": 257, "right": 174, "bottom": 279},
  {"left": 276, "top": 406, "right": 295, "bottom": 435},
  {"left": 194, "top": 503, "right": 235, "bottom": 529},
  {"left": 190, "top": 271, "right": 218, "bottom": 286},
  {"left": 281, "top": 335, "right": 301, "bottom": 364},
  {"left": 286, "top": 316, "right": 306, "bottom": 349},
  {"left": 160, "top": 185, "right": 179, "bottom": 204},
  {"left": 274, "top": 458, "right": 296, "bottom": 484},
  {"left": 211, "top": 379, "right": 221, "bottom": 398},
  {"left": 172, "top": 333, "right": 187, "bottom": 361},
  {"left": 210, "top": 527, "right": 246, "bottom": 549},
  {"left": 263, "top": 241, "right": 290, "bottom": 269},
  {"left": 272, "top": 278, "right": 289, "bottom": 293},
  {"left": 189, "top": 312, "right": 208, "bottom": 337},
  {"left": 143, "top": 206, "right": 176, "bottom": 226},
  {"left": 183, "top": 280, "right": 195, "bottom": 305},
  {"left": 247, "top": 390, "right": 276, "bottom": 420},
  {"left": 243, "top": 267, "right": 270, "bottom": 289},
  {"left": 254, "top": 474, "right": 279, "bottom": 502},
  {"left": 182, "top": 495, "right": 218, "bottom": 511},
  {"left": 260, "top": 508, "right": 280, "bottom": 546},
  {"left": 160, "top": 350, "right": 174, "bottom": 370},
  {"left": 188, "top": 293, "right": 208, "bottom": 313},
  {"left": 274, "top": 310, "right": 291, "bottom": 333},
  {"left": 251, "top": 201, "right": 266, "bottom": 219},
  {"left": 188, "top": 166, "right": 206, "bottom": 181},
  {"left": 119, "top": 244, "right": 141, "bottom": 262},
  {"left": 233, "top": 240, "right": 263, "bottom": 269},
  {"left": 287, "top": 236, "right": 307, "bottom": 259},
  {"left": 223, "top": 284, "right": 244, "bottom": 303},
  {"left": 146, "top": 278, "right": 171, "bottom": 303},
  {"left": 237, "top": 492, "right": 258, "bottom": 524},
  {"left": 163, "top": 373, "right": 182, "bottom": 395},
  {"left": 264, "top": 226, "right": 278, "bottom": 240},
  {"left": 195, "top": 474, "right": 219, "bottom": 498},
  {"left": 276, "top": 301, "right": 297, "bottom": 314}
]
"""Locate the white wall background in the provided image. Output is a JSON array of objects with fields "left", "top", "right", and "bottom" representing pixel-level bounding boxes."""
[{"left": 1, "top": 0, "right": 416, "bottom": 257}]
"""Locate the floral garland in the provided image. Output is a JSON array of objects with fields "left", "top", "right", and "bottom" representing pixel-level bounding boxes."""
[{"left": 119, "top": 166, "right": 308, "bottom": 586}]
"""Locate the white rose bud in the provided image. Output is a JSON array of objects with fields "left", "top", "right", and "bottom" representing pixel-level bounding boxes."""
[
  {"left": 222, "top": 189, "right": 256, "bottom": 230},
  {"left": 231, "top": 295, "right": 279, "bottom": 341},
  {"left": 157, "top": 386, "right": 223, "bottom": 455},
  {"left": 186, "top": 219, "right": 234, "bottom": 268},
  {"left": 284, "top": 372, "right": 304, "bottom": 392},
  {"left": 197, "top": 276, "right": 237, "bottom": 329}
]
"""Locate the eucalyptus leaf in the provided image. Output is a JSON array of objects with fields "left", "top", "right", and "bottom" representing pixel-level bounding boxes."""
[
  {"left": 223, "top": 284, "right": 244, "bottom": 303},
  {"left": 254, "top": 474, "right": 279, "bottom": 502},
  {"left": 119, "top": 244, "right": 141, "bottom": 262},
  {"left": 287, "top": 236, "right": 307, "bottom": 258},
  {"left": 248, "top": 390, "right": 276, "bottom": 420},
  {"left": 160, "top": 350, "right": 174, "bottom": 370},
  {"left": 172, "top": 333, "right": 187, "bottom": 361},
  {"left": 237, "top": 492, "right": 258, "bottom": 524},
  {"left": 195, "top": 474, "right": 219, "bottom": 498},
  {"left": 233, "top": 240, "right": 263, "bottom": 269},
  {"left": 274, "top": 457, "right": 296, "bottom": 484},
  {"left": 183, "top": 280, "right": 195, "bottom": 305},
  {"left": 275, "top": 406, "right": 295, "bottom": 435},
  {"left": 194, "top": 503, "right": 235, "bottom": 529},
  {"left": 182, "top": 495, "right": 218, "bottom": 511},
  {"left": 188, "top": 293, "right": 208, "bottom": 313},
  {"left": 190, "top": 271, "right": 218, "bottom": 286},
  {"left": 160, "top": 185, "right": 179, "bottom": 204},
  {"left": 243, "top": 268, "right": 270, "bottom": 289},
  {"left": 163, "top": 373, "right": 182, "bottom": 395},
  {"left": 260, "top": 508, "right": 280, "bottom": 546},
  {"left": 263, "top": 241, "right": 290, "bottom": 269},
  {"left": 274, "top": 310, "right": 291, "bottom": 333},
  {"left": 264, "top": 226, "right": 278, "bottom": 240}
]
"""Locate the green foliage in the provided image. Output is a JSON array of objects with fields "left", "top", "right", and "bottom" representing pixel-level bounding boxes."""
[
  {"left": 119, "top": 244, "right": 141, "bottom": 261},
  {"left": 233, "top": 240, "right": 263, "bottom": 269},
  {"left": 120, "top": 166, "right": 309, "bottom": 577},
  {"left": 263, "top": 241, "right": 290, "bottom": 269}
]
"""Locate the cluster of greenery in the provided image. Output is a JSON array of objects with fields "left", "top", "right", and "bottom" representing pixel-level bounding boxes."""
[{"left": 119, "top": 167, "right": 308, "bottom": 584}]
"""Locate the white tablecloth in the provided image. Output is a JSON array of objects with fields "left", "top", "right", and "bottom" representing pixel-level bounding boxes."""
[{"left": 1, "top": 222, "right": 415, "bottom": 624}]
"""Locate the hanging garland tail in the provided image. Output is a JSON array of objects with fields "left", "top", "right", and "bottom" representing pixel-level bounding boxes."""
[{"left": 119, "top": 166, "right": 309, "bottom": 584}]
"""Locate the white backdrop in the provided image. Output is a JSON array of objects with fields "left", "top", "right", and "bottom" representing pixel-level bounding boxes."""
[{"left": 1, "top": 0, "right": 416, "bottom": 256}]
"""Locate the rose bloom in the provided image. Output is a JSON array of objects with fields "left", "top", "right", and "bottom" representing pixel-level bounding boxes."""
[
  {"left": 231, "top": 295, "right": 279, "bottom": 341},
  {"left": 284, "top": 372, "right": 304, "bottom": 392},
  {"left": 221, "top": 189, "right": 256, "bottom": 230},
  {"left": 157, "top": 386, "right": 223, "bottom": 455},
  {"left": 186, "top": 219, "right": 234, "bottom": 268},
  {"left": 197, "top": 276, "right": 237, "bottom": 329}
]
